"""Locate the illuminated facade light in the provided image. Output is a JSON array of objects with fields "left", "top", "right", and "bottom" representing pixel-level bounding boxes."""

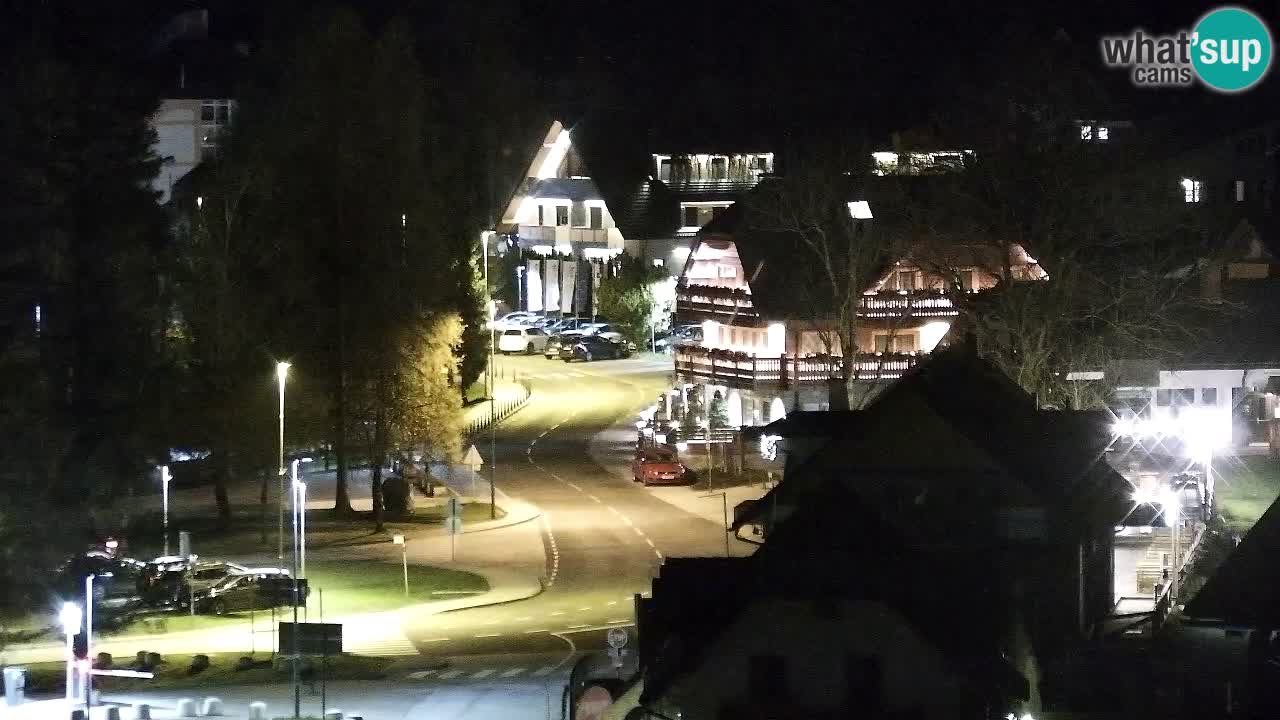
[
  {"left": 672, "top": 246, "right": 692, "bottom": 261},
  {"left": 1181, "top": 177, "right": 1202, "bottom": 203},
  {"left": 555, "top": 244, "right": 573, "bottom": 255}
]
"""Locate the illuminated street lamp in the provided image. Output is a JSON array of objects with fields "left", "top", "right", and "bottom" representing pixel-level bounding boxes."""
[
  {"left": 291, "top": 459, "right": 307, "bottom": 578},
  {"left": 276, "top": 361, "right": 290, "bottom": 567},
  {"left": 482, "top": 231, "right": 497, "bottom": 520},
  {"left": 159, "top": 465, "right": 171, "bottom": 556},
  {"left": 59, "top": 602, "right": 81, "bottom": 702}
]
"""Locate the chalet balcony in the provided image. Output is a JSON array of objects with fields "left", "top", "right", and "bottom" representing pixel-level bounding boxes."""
[
  {"left": 518, "top": 224, "right": 610, "bottom": 245},
  {"left": 674, "top": 284, "right": 958, "bottom": 325},
  {"left": 673, "top": 346, "right": 920, "bottom": 389}
]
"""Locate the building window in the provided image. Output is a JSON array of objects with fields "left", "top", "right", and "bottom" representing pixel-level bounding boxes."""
[
  {"left": 875, "top": 335, "right": 914, "bottom": 353},
  {"left": 711, "top": 157, "right": 727, "bottom": 179},
  {"left": 658, "top": 159, "right": 671, "bottom": 182},
  {"left": 896, "top": 271, "right": 917, "bottom": 291},
  {"left": 589, "top": 206, "right": 603, "bottom": 229},
  {"left": 1080, "top": 124, "right": 1093, "bottom": 141},
  {"left": 717, "top": 264, "right": 737, "bottom": 278},
  {"left": 1156, "top": 389, "right": 1172, "bottom": 407},
  {"left": 652, "top": 258, "right": 664, "bottom": 267},
  {"left": 200, "top": 99, "right": 233, "bottom": 157},
  {"left": 1236, "top": 180, "right": 1245, "bottom": 202},
  {"left": 959, "top": 269, "right": 976, "bottom": 291},
  {"left": 555, "top": 206, "right": 569, "bottom": 226},
  {"left": 1182, "top": 178, "right": 1203, "bottom": 203},
  {"left": 683, "top": 206, "right": 699, "bottom": 227},
  {"left": 1202, "top": 388, "right": 1218, "bottom": 405},
  {"left": 571, "top": 202, "right": 587, "bottom": 227},
  {"left": 1175, "top": 388, "right": 1195, "bottom": 405},
  {"left": 1097, "top": 125, "right": 1110, "bottom": 141},
  {"left": 537, "top": 205, "right": 545, "bottom": 226}
]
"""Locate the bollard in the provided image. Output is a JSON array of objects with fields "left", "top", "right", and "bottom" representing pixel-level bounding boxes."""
[
  {"left": 248, "top": 701, "right": 268, "bottom": 720},
  {"left": 201, "top": 697, "right": 224, "bottom": 716},
  {"left": 105, "top": 707, "right": 121, "bottom": 720},
  {"left": 175, "top": 697, "right": 197, "bottom": 718},
  {"left": 135, "top": 704, "right": 152, "bottom": 720}
]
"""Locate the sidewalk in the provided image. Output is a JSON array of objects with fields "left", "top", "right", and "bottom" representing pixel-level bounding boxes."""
[{"left": 588, "top": 415, "right": 770, "bottom": 530}]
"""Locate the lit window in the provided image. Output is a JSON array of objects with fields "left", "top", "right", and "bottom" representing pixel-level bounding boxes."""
[
  {"left": 652, "top": 258, "right": 664, "bottom": 267},
  {"left": 1202, "top": 388, "right": 1218, "bottom": 405},
  {"left": 1097, "top": 126, "right": 1109, "bottom": 141},
  {"left": 1236, "top": 180, "right": 1245, "bottom": 202},
  {"left": 1080, "top": 124, "right": 1093, "bottom": 141},
  {"left": 847, "top": 201, "right": 873, "bottom": 219},
  {"left": 1182, "top": 178, "right": 1202, "bottom": 203},
  {"left": 200, "top": 99, "right": 234, "bottom": 158}
]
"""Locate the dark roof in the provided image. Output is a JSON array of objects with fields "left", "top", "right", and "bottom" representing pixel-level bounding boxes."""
[
  {"left": 528, "top": 177, "right": 602, "bottom": 203},
  {"left": 1184, "top": 494, "right": 1280, "bottom": 625},
  {"left": 1175, "top": 279, "right": 1280, "bottom": 369}
]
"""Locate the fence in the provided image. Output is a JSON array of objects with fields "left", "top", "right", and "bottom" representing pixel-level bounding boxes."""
[{"left": 464, "top": 378, "right": 533, "bottom": 436}]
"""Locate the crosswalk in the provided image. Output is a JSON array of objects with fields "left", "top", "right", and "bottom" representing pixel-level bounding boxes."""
[
  {"left": 346, "top": 637, "right": 420, "bottom": 657},
  {"left": 406, "top": 664, "right": 562, "bottom": 682}
]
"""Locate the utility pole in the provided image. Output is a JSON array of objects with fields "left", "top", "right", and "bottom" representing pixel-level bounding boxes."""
[{"left": 483, "top": 231, "right": 497, "bottom": 520}]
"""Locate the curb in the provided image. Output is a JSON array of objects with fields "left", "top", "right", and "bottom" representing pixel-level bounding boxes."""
[{"left": 429, "top": 575, "right": 546, "bottom": 616}]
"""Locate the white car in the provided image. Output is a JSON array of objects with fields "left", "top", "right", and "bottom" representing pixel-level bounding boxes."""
[
  {"left": 489, "top": 311, "right": 542, "bottom": 331},
  {"left": 498, "top": 327, "right": 550, "bottom": 354}
]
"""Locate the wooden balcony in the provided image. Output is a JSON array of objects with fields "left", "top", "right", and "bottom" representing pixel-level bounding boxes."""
[
  {"left": 673, "top": 347, "right": 920, "bottom": 389},
  {"left": 858, "top": 290, "right": 959, "bottom": 318},
  {"left": 674, "top": 284, "right": 957, "bottom": 325}
]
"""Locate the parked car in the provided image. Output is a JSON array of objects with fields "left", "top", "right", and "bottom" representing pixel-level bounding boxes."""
[
  {"left": 544, "top": 316, "right": 589, "bottom": 334},
  {"left": 544, "top": 333, "right": 570, "bottom": 359},
  {"left": 498, "top": 326, "right": 550, "bottom": 354},
  {"left": 631, "top": 447, "right": 688, "bottom": 486},
  {"left": 559, "top": 335, "right": 630, "bottom": 362},
  {"left": 488, "top": 311, "right": 542, "bottom": 331},
  {"left": 194, "top": 571, "right": 305, "bottom": 615}
]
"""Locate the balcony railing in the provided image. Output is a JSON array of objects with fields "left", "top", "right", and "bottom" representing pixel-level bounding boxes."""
[
  {"left": 859, "top": 290, "right": 959, "bottom": 318},
  {"left": 518, "top": 225, "right": 610, "bottom": 245},
  {"left": 673, "top": 347, "right": 920, "bottom": 389},
  {"left": 674, "top": 285, "right": 958, "bottom": 325}
]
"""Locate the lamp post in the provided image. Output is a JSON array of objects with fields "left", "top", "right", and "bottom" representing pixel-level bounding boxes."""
[
  {"left": 393, "top": 535, "right": 408, "bottom": 596},
  {"left": 59, "top": 602, "right": 81, "bottom": 703},
  {"left": 290, "top": 458, "right": 302, "bottom": 720},
  {"left": 84, "top": 575, "right": 94, "bottom": 713},
  {"left": 292, "top": 459, "right": 306, "bottom": 578},
  {"left": 483, "top": 231, "right": 497, "bottom": 520},
  {"left": 159, "top": 464, "right": 171, "bottom": 556},
  {"left": 276, "top": 362, "right": 290, "bottom": 568},
  {"left": 516, "top": 265, "right": 525, "bottom": 312}
]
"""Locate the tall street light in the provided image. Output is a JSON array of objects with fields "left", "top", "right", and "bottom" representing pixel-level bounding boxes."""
[
  {"left": 482, "top": 231, "right": 497, "bottom": 520},
  {"left": 59, "top": 602, "right": 81, "bottom": 703},
  {"left": 83, "top": 574, "right": 94, "bottom": 714},
  {"left": 159, "top": 465, "right": 171, "bottom": 556},
  {"left": 276, "top": 362, "right": 290, "bottom": 567}
]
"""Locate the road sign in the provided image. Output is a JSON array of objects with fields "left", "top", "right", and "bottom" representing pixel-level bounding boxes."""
[
  {"left": 462, "top": 444, "right": 484, "bottom": 469},
  {"left": 606, "top": 627, "right": 628, "bottom": 649},
  {"left": 445, "top": 517, "right": 463, "bottom": 535},
  {"left": 279, "top": 622, "right": 342, "bottom": 656}
]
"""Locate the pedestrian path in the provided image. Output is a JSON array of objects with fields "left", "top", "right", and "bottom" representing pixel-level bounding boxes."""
[{"left": 406, "top": 663, "right": 562, "bottom": 682}]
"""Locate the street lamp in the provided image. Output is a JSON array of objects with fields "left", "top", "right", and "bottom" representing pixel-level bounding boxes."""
[
  {"left": 482, "top": 231, "right": 497, "bottom": 520},
  {"left": 393, "top": 535, "right": 408, "bottom": 596},
  {"left": 291, "top": 459, "right": 307, "bottom": 578},
  {"left": 290, "top": 458, "right": 303, "bottom": 720},
  {"left": 83, "top": 575, "right": 94, "bottom": 713},
  {"left": 159, "top": 465, "right": 171, "bottom": 556},
  {"left": 59, "top": 602, "right": 81, "bottom": 702},
  {"left": 276, "top": 362, "right": 290, "bottom": 567}
]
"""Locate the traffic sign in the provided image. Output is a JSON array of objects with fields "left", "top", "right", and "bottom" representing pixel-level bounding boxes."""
[
  {"left": 606, "top": 627, "right": 628, "bottom": 649},
  {"left": 462, "top": 444, "right": 484, "bottom": 470}
]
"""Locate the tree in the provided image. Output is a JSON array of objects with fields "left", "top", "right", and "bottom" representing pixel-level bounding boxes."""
[
  {"left": 596, "top": 254, "right": 670, "bottom": 347},
  {"left": 744, "top": 144, "right": 907, "bottom": 409}
]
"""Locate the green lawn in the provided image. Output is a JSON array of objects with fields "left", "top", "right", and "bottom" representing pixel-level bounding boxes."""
[
  {"left": 1216, "top": 455, "right": 1280, "bottom": 532},
  {"left": 20, "top": 651, "right": 393, "bottom": 694}
]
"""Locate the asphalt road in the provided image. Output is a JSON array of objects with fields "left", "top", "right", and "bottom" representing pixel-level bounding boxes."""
[{"left": 398, "top": 352, "right": 742, "bottom": 666}]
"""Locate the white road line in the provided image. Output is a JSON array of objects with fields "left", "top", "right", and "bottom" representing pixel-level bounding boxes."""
[
  {"left": 645, "top": 538, "right": 656, "bottom": 547},
  {"left": 407, "top": 670, "right": 437, "bottom": 679},
  {"left": 532, "top": 666, "right": 556, "bottom": 677},
  {"left": 550, "top": 610, "right": 565, "bottom": 616},
  {"left": 567, "top": 624, "right": 590, "bottom": 629},
  {"left": 621, "top": 516, "right": 634, "bottom": 526},
  {"left": 566, "top": 482, "right": 580, "bottom": 490},
  {"left": 500, "top": 667, "right": 525, "bottom": 678},
  {"left": 606, "top": 600, "right": 618, "bottom": 606},
  {"left": 577, "top": 606, "right": 591, "bottom": 611},
  {"left": 473, "top": 633, "right": 502, "bottom": 638},
  {"left": 587, "top": 495, "right": 601, "bottom": 503},
  {"left": 471, "top": 669, "right": 496, "bottom": 679},
  {"left": 607, "top": 506, "right": 622, "bottom": 516},
  {"left": 524, "top": 628, "right": 551, "bottom": 634},
  {"left": 632, "top": 527, "right": 645, "bottom": 537},
  {"left": 514, "top": 616, "right": 533, "bottom": 622},
  {"left": 607, "top": 619, "right": 629, "bottom": 624},
  {"left": 422, "top": 637, "right": 451, "bottom": 643},
  {"left": 438, "top": 669, "right": 464, "bottom": 680}
]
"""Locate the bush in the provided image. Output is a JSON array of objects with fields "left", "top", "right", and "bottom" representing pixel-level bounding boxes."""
[
  {"left": 235, "top": 655, "right": 254, "bottom": 672},
  {"left": 383, "top": 475, "right": 414, "bottom": 518},
  {"left": 188, "top": 654, "right": 210, "bottom": 675},
  {"left": 95, "top": 652, "right": 112, "bottom": 669}
]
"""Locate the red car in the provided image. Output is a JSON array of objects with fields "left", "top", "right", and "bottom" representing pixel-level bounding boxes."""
[{"left": 631, "top": 447, "right": 687, "bottom": 486}]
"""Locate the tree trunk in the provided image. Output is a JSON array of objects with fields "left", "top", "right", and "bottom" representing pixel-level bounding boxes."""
[{"left": 213, "top": 413, "right": 233, "bottom": 527}]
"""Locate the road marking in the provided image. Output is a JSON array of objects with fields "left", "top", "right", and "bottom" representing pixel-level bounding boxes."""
[
  {"left": 533, "top": 666, "right": 556, "bottom": 677},
  {"left": 607, "top": 600, "right": 618, "bottom": 606},
  {"left": 407, "top": 669, "right": 437, "bottom": 679},
  {"left": 422, "top": 637, "right": 451, "bottom": 643},
  {"left": 514, "top": 616, "right": 533, "bottom": 622},
  {"left": 632, "top": 527, "right": 645, "bottom": 537},
  {"left": 482, "top": 619, "right": 501, "bottom": 625},
  {"left": 473, "top": 633, "right": 502, "bottom": 638},
  {"left": 500, "top": 667, "right": 525, "bottom": 678},
  {"left": 577, "top": 606, "right": 591, "bottom": 611},
  {"left": 607, "top": 619, "right": 629, "bottom": 624},
  {"left": 567, "top": 624, "right": 590, "bottom": 629},
  {"left": 471, "top": 669, "right": 495, "bottom": 679},
  {"left": 645, "top": 538, "right": 656, "bottom": 547},
  {"left": 607, "top": 506, "right": 622, "bottom": 516},
  {"left": 621, "top": 516, "right": 633, "bottom": 526},
  {"left": 588, "top": 495, "right": 602, "bottom": 503},
  {"left": 566, "top": 482, "right": 580, "bottom": 490},
  {"left": 524, "top": 628, "right": 551, "bottom": 634},
  {"left": 438, "top": 669, "right": 464, "bottom": 680},
  {"left": 550, "top": 611, "right": 565, "bottom": 616}
]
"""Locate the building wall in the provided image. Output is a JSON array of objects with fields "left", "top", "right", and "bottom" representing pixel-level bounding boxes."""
[
  {"left": 151, "top": 99, "right": 202, "bottom": 203},
  {"left": 1119, "top": 368, "right": 1280, "bottom": 448},
  {"left": 652, "top": 597, "right": 984, "bottom": 719}
]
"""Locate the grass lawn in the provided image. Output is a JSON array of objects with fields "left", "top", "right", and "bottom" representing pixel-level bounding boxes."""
[
  {"left": 1215, "top": 454, "right": 1280, "bottom": 532},
  {"left": 20, "top": 651, "right": 393, "bottom": 694}
]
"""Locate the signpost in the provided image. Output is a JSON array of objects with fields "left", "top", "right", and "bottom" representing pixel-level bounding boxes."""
[
  {"left": 462, "top": 444, "right": 484, "bottom": 497},
  {"left": 606, "top": 627, "right": 629, "bottom": 669},
  {"left": 393, "top": 535, "right": 408, "bottom": 596}
]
